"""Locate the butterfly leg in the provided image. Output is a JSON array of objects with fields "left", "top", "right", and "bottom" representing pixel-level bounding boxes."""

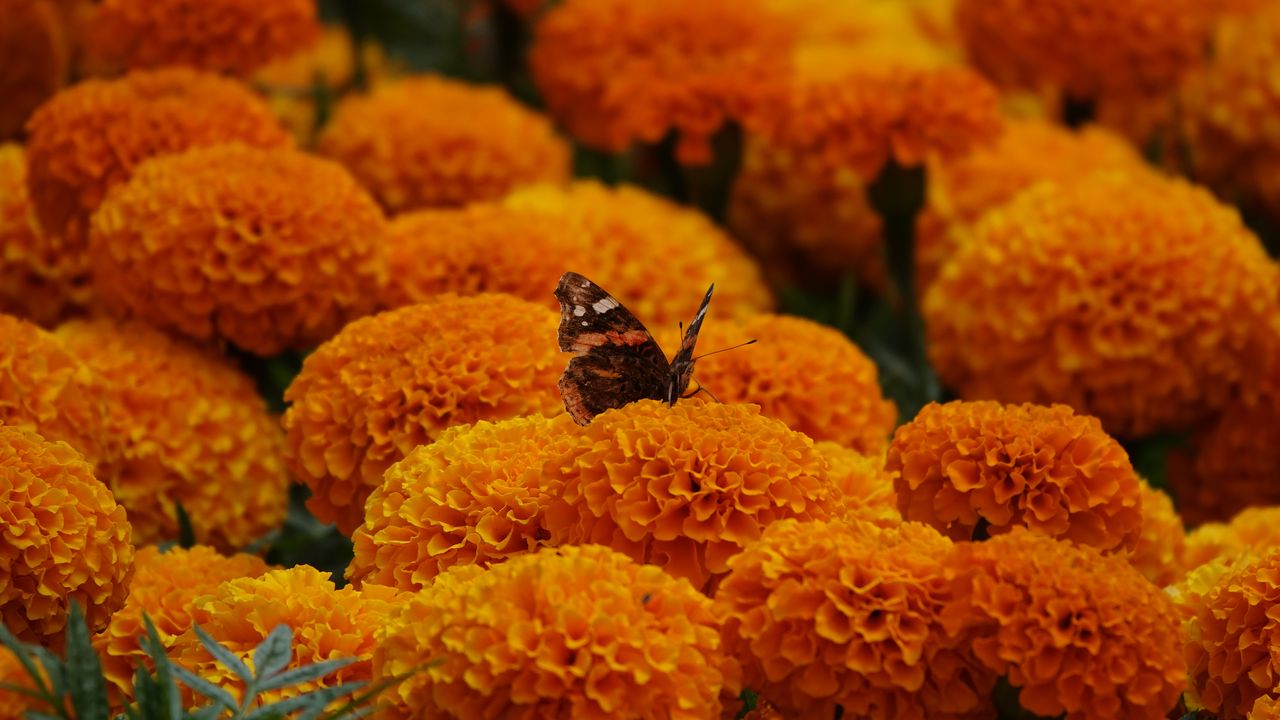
[{"left": 682, "top": 381, "right": 722, "bottom": 404}]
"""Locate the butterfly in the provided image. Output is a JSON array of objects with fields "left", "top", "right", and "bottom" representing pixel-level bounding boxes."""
[{"left": 554, "top": 271, "right": 751, "bottom": 425}]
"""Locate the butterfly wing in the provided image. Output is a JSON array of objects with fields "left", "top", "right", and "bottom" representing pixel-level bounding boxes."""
[
  {"left": 665, "top": 283, "right": 714, "bottom": 398},
  {"left": 555, "top": 272, "right": 671, "bottom": 424}
]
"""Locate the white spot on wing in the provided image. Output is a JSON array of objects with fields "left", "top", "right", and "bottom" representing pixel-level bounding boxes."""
[
  {"left": 573, "top": 305, "right": 587, "bottom": 317},
  {"left": 592, "top": 297, "right": 619, "bottom": 313},
  {"left": 581, "top": 320, "right": 588, "bottom": 326}
]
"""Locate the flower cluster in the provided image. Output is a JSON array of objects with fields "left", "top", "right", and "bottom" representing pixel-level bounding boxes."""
[
  {"left": 0, "top": 425, "right": 134, "bottom": 646},
  {"left": 374, "top": 545, "right": 726, "bottom": 719},
  {"left": 1184, "top": 507, "right": 1280, "bottom": 573},
  {"left": 717, "top": 518, "right": 995, "bottom": 719},
  {"left": 887, "top": 401, "right": 1143, "bottom": 551},
  {"left": 55, "top": 318, "right": 290, "bottom": 549},
  {"left": 318, "top": 76, "right": 570, "bottom": 213},
  {"left": 283, "top": 295, "right": 564, "bottom": 534},
  {"left": 1127, "top": 482, "right": 1188, "bottom": 587},
  {"left": 89, "top": 143, "right": 387, "bottom": 355},
  {"left": 925, "top": 172, "right": 1280, "bottom": 437},
  {"left": 0, "top": 0, "right": 67, "bottom": 138}
]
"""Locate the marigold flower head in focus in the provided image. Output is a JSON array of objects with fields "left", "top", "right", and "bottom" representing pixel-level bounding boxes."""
[
  {"left": 529, "top": 0, "right": 792, "bottom": 164},
  {"left": 349, "top": 414, "right": 581, "bottom": 591},
  {"left": 283, "top": 295, "right": 564, "bottom": 534},
  {"left": 168, "top": 566, "right": 400, "bottom": 707},
  {"left": 375, "top": 544, "right": 726, "bottom": 719},
  {"left": 0, "top": 0, "right": 68, "bottom": 138},
  {"left": 716, "top": 518, "right": 995, "bottom": 719},
  {"left": 24, "top": 68, "right": 291, "bottom": 249},
  {"left": 0, "top": 425, "right": 133, "bottom": 646},
  {"left": 317, "top": 75, "right": 570, "bottom": 213},
  {"left": 944, "top": 528, "right": 1185, "bottom": 719},
  {"left": 925, "top": 172, "right": 1280, "bottom": 437},
  {"left": 85, "top": 0, "right": 319, "bottom": 76},
  {"left": 89, "top": 144, "right": 387, "bottom": 355},
  {"left": 1253, "top": 696, "right": 1280, "bottom": 719},
  {"left": 379, "top": 204, "right": 593, "bottom": 312},
  {"left": 94, "top": 545, "right": 269, "bottom": 702},
  {"left": 545, "top": 400, "right": 839, "bottom": 591},
  {"left": 1126, "top": 482, "right": 1188, "bottom": 587},
  {"left": 55, "top": 318, "right": 289, "bottom": 550},
  {"left": 503, "top": 181, "right": 772, "bottom": 327}
]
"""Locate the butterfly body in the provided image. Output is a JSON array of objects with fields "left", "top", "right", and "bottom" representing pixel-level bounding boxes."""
[{"left": 555, "top": 271, "right": 713, "bottom": 425}]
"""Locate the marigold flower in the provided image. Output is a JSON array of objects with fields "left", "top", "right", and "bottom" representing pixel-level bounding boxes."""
[
  {"left": 944, "top": 528, "right": 1184, "bottom": 719},
  {"left": 89, "top": 144, "right": 387, "bottom": 355},
  {"left": 924, "top": 172, "right": 1280, "bottom": 437},
  {"left": 1127, "top": 482, "right": 1187, "bottom": 587},
  {"left": 716, "top": 518, "right": 995, "bottom": 719},
  {"left": 0, "top": 0, "right": 67, "bottom": 138},
  {"left": 1184, "top": 507, "right": 1280, "bottom": 573},
  {"left": 85, "top": 0, "right": 319, "bottom": 76},
  {"left": 375, "top": 545, "right": 726, "bottom": 719},
  {"left": 283, "top": 295, "right": 563, "bottom": 534},
  {"left": 349, "top": 414, "right": 581, "bottom": 591},
  {"left": 916, "top": 119, "right": 1147, "bottom": 294},
  {"left": 55, "top": 318, "right": 289, "bottom": 550},
  {"left": 24, "top": 68, "right": 291, "bottom": 248},
  {"left": 954, "top": 0, "right": 1212, "bottom": 100},
  {"left": 168, "top": 566, "right": 400, "bottom": 707},
  {"left": 379, "top": 204, "right": 593, "bottom": 311},
  {"left": 815, "top": 442, "right": 900, "bottom": 525},
  {"left": 503, "top": 181, "right": 772, "bottom": 327},
  {"left": 887, "top": 401, "right": 1143, "bottom": 551},
  {"left": 94, "top": 545, "right": 269, "bottom": 701},
  {"left": 1254, "top": 696, "right": 1280, "bottom": 719},
  {"left": 0, "top": 425, "right": 133, "bottom": 645},
  {"left": 0, "top": 647, "right": 41, "bottom": 717},
  {"left": 317, "top": 76, "right": 570, "bottom": 213},
  {"left": 528, "top": 0, "right": 792, "bottom": 163},
  {"left": 544, "top": 400, "right": 838, "bottom": 591}
]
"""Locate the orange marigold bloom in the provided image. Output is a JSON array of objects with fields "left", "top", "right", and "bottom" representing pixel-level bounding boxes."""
[
  {"left": 0, "top": 425, "right": 133, "bottom": 645},
  {"left": 1185, "top": 547, "right": 1280, "bottom": 718},
  {"left": 169, "top": 566, "right": 400, "bottom": 707},
  {"left": 886, "top": 401, "right": 1143, "bottom": 551},
  {"left": 0, "top": 646, "right": 41, "bottom": 717},
  {"left": 1184, "top": 507, "right": 1280, "bottom": 572},
  {"left": 24, "top": 68, "right": 291, "bottom": 248},
  {"left": 1254, "top": 696, "right": 1280, "bottom": 719},
  {"left": 545, "top": 400, "right": 839, "bottom": 591},
  {"left": 924, "top": 172, "right": 1280, "bottom": 437},
  {"left": 282, "top": 295, "right": 563, "bottom": 534},
  {"left": 944, "top": 529, "right": 1184, "bottom": 719},
  {"left": 317, "top": 76, "right": 570, "bottom": 213},
  {"left": 503, "top": 181, "right": 773, "bottom": 327},
  {"left": 375, "top": 545, "right": 726, "bottom": 719},
  {"left": 379, "top": 204, "right": 593, "bottom": 311},
  {"left": 85, "top": 0, "right": 319, "bottom": 76},
  {"left": 1127, "top": 482, "right": 1187, "bottom": 587},
  {"left": 716, "top": 518, "right": 995, "bottom": 719},
  {"left": 528, "top": 0, "right": 792, "bottom": 163},
  {"left": 954, "top": 0, "right": 1212, "bottom": 100},
  {"left": 349, "top": 414, "right": 581, "bottom": 591},
  {"left": 916, "top": 119, "right": 1147, "bottom": 294},
  {"left": 0, "top": 0, "right": 67, "bottom": 138},
  {"left": 89, "top": 144, "right": 387, "bottom": 355},
  {"left": 815, "top": 442, "right": 901, "bottom": 525},
  {"left": 0, "top": 144, "right": 87, "bottom": 326},
  {"left": 94, "top": 545, "right": 269, "bottom": 702},
  {"left": 55, "top": 318, "right": 289, "bottom": 550}
]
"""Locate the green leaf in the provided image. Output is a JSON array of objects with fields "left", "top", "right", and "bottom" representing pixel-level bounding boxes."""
[
  {"left": 243, "top": 683, "right": 365, "bottom": 720},
  {"left": 255, "top": 658, "right": 356, "bottom": 691},
  {"left": 0, "top": 623, "right": 50, "bottom": 697},
  {"left": 30, "top": 647, "right": 68, "bottom": 710},
  {"left": 171, "top": 667, "right": 238, "bottom": 711},
  {"left": 735, "top": 688, "right": 758, "bottom": 720},
  {"left": 317, "top": 661, "right": 438, "bottom": 720},
  {"left": 252, "top": 626, "right": 295, "bottom": 680},
  {"left": 191, "top": 625, "right": 252, "bottom": 683},
  {"left": 64, "top": 603, "right": 109, "bottom": 720},
  {"left": 140, "top": 615, "right": 184, "bottom": 720},
  {"left": 0, "top": 681, "right": 46, "bottom": 701},
  {"left": 174, "top": 502, "right": 197, "bottom": 549},
  {"left": 187, "top": 705, "right": 225, "bottom": 720},
  {"left": 26, "top": 711, "right": 66, "bottom": 720}
]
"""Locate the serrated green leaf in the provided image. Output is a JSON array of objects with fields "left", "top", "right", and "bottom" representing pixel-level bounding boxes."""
[
  {"left": 141, "top": 615, "right": 184, "bottom": 720},
  {"left": 64, "top": 603, "right": 109, "bottom": 720},
  {"left": 252, "top": 626, "right": 294, "bottom": 680},
  {"left": 192, "top": 625, "right": 252, "bottom": 683},
  {"left": 319, "top": 662, "right": 439, "bottom": 720},
  {"left": 255, "top": 658, "right": 356, "bottom": 691},
  {"left": 0, "top": 623, "right": 50, "bottom": 697},
  {"left": 243, "top": 683, "right": 363, "bottom": 720},
  {"left": 171, "top": 667, "right": 238, "bottom": 711}
]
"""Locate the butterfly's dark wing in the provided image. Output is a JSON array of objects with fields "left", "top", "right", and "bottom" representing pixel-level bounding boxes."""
[
  {"left": 555, "top": 272, "right": 671, "bottom": 424},
  {"left": 665, "top": 283, "right": 714, "bottom": 398}
]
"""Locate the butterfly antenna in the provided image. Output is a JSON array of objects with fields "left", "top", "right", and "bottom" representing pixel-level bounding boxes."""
[{"left": 693, "top": 338, "right": 757, "bottom": 361}]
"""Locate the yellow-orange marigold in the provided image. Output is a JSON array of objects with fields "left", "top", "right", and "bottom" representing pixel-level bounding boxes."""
[
  {"left": 349, "top": 414, "right": 581, "bottom": 591},
  {"left": 169, "top": 566, "right": 400, "bottom": 707},
  {"left": 0, "top": 425, "right": 133, "bottom": 645},
  {"left": 0, "top": 0, "right": 67, "bottom": 138},
  {"left": 924, "top": 172, "right": 1280, "bottom": 437},
  {"left": 716, "top": 518, "right": 994, "bottom": 719},
  {"left": 317, "top": 76, "right": 570, "bottom": 213},
  {"left": 283, "top": 295, "right": 563, "bottom": 534},
  {"left": 94, "top": 545, "right": 269, "bottom": 702},
  {"left": 374, "top": 544, "right": 726, "bottom": 719},
  {"left": 544, "top": 400, "right": 839, "bottom": 591},
  {"left": 887, "top": 401, "right": 1143, "bottom": 551},
  {"left": 85, "top": 0, "right": 319, "bottom": 76},
  {"left": 815, "top": 442, "right": 900, "bottom": 525},
  {"left": 55, "top": 318, "right": 289, "bottom": 550},
  {"left": 943, "top": 528, "right": 1184, "bottom": 719},
  {"left": 1184, "top": 507, "right": 1280, "bottom": 573},
  {"left": 89, "top": 144, "right": 387, "bottom": 355},
  {"left": 1254, "top": 696, "right": 1280, "bottom": 719},
  {"left": 1127, "top": 482, "right": 1187, "bottom": 587},
  {"left": 529, "top": 0, "right": 792, "bottom": 163},
  {"left": 379, "top": 204, "right": 593, "bottom": 311},
  {"left": 503, "top": 181, "right": 773, "bottom": 327},
  {"left": 24, "top": 68, "right": 291, "bottom": 247}
]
